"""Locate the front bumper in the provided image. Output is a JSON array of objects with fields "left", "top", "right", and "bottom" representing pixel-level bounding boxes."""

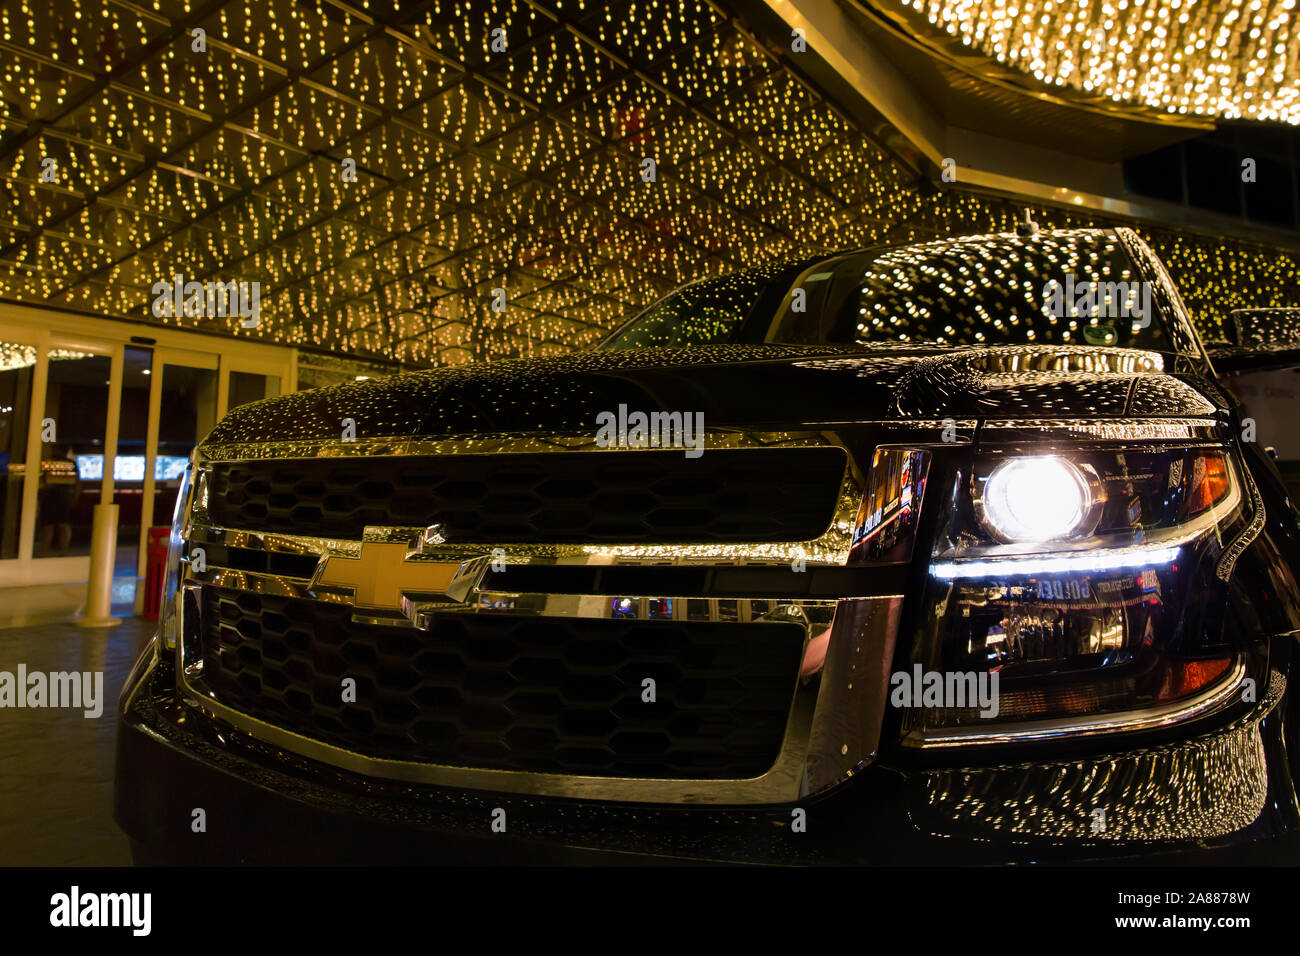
[{"left": 115, "top": 648, "right": 1300, "bottom": 865}]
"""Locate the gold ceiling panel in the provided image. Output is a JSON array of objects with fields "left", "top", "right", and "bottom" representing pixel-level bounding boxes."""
[
  {"left": 402, "top": 79, "right": 537, "bottom": 144},
  {"left": 57, "top": 84, "right": 208, "bottom": 156},
  {"left": 180, "top": 124, "right": 301, "bottom": 187},
  {"left": 212, "top": 0, "right": 372, "bottom": 75},
  {"left": 118, "top": 35, "right": 268, "bottom": 117},
  {"left": 499, "top": 27, "right": 619, "bottom": 109},
  {"left": 308, "top": 38, "right": 457, "bottom": 111},
  {"left": 559, "top": 76, "right": 679, "bottom": 143},
  {"left": 409, "top": 0, "right": 555, "bottom": 69},
  {"left": 651, "top": 26, "right": 774, "bottom": 103},
  {"left": 245, "top": 81, "right": 379, "bottom": 153},
  {"left": 585, "top": 0, "right": 726, "bottom": 65},
  {"left": 103, "top": 162, "right": 235, "bottom": 223}
]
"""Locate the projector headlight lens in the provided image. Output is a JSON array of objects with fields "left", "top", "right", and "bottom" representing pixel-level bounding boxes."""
[
  {"left": 911, "top": 444, "right": 1256, "bottom": 748},
  {"left": 979, "top": 456, "right": 1095, "bottom": 543}
]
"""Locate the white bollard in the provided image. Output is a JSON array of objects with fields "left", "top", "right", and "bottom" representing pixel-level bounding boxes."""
[{"left": 76, "top": 502, "right": 122, "bottom": 628}]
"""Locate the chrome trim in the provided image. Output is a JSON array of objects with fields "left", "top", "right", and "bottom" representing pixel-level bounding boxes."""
[
  {"left": 905, "top": 659, "right": 1248, "bottom": 747},
  {"left": 196, "top": 429, "right": 848, "bottom": 461},
  {"left": 1217, "top": 451, "right": 1266, "bottom": 583},
  {"left": 176, "top": 587, "right": 904, "bottom": 804},
  {"left": 425, "top": 593, "right": 847, "bottom": 626},
  {"left": 191, "top": 430, "right": 866, "bottom": 567},
  {"left": 160, "top": 461, "right": 198, "bottom": 652},
  {"left": 190, "top": 526, "right": 363, "bottom": 558},
  {"left": 979, "top": 418, "right": 1223, "bottom": 442},
  {"left": 186, "top": 567, "right": 857, "bottom": 619},
  {"left": 188, "top": 522, "right": 863, "bottom": 569},
  {"left": 192, "top": 566, "right": 337, "bottom": 601},
  {"left": 804, "top": 595, "right": 902, "bottom": 791}
]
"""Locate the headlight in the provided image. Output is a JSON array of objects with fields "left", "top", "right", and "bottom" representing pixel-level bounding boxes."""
[
  {"left": 906, "top": 441, "right": 1256, "bottom": 747},
  {"left": 977, "top": 456, "right": 1100, "bottom": 543}
]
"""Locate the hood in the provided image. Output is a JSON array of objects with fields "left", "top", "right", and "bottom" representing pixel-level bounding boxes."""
[{"left": 203, "top": 343, "right": 1221, "bottom": 445}]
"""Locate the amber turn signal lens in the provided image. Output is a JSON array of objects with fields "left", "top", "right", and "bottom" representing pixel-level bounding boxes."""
[
  {"left": 1186, "top": 453, "right": 1231, "bottom": 516},
  {"left": 1156, "top": 657, "right": 1233, "bottom": 702}
]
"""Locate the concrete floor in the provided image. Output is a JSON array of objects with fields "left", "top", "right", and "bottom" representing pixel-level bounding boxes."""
[{"left": 0, "top": 580, "right": 151, "bottom": 865}]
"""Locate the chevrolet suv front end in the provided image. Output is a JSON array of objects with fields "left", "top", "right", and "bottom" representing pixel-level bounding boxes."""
[{"left": 115, "top": 226, "right": 1300, "bottom": 864}]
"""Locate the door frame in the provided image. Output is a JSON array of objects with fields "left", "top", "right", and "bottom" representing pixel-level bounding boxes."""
[
  {"left": 133, "top": 347, "right": 222, "bottom": 609},
  {"left": 13, "top": 330, "right": 119, "bottom": 586},
  {"left": 220, "top": 354, "right": 294, "bottom": 417}
]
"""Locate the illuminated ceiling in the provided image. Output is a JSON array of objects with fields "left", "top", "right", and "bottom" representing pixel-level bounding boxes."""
[
  {"left": 875, "top": 0, "right": 1300, "bottom": 125},
  {"left": 0, "top": 0, "right": 1298, "bottom": 368},
  {"left": 0, "top": 0, "right": 965, "bottom": 366}
]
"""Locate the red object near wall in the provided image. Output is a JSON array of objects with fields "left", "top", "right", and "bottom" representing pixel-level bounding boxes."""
[{"left": 142, "top": 526, "right": 171, "bottom": 621}]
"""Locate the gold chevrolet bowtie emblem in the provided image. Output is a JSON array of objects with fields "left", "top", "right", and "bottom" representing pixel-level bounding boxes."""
[{"left": 309, "top": 530, "right": 489, "bottom": 627}]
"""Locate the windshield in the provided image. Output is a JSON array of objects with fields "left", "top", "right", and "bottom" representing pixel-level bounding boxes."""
[
  {"left": 598, "top": 260, "right": 814, "bottom": 350},
  {"left": 599, "top": 231, "right": 1172, "bottom": 352}
]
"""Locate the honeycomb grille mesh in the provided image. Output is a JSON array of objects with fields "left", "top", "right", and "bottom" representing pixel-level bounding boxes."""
[
  {"left": 204, "top": 447, "right": 846, "bottom": 542},
  {"left": 198, "top": 586, "right": 804, "bottom": 779}
]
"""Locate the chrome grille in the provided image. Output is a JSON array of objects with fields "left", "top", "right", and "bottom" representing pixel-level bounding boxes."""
[
  {"left": 204, "top": 446, "right": 847, "bottom": 543},
  {"left": 174, "top": 430, "right": 908, "bottom": 804},
  {"left": 199, "top": 585, "right": 804, "bottom": 778}
]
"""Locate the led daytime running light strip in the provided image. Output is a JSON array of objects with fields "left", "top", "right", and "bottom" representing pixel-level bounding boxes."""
[{"left": 931, "top": 545, "right": 1182, "bottom": 580}]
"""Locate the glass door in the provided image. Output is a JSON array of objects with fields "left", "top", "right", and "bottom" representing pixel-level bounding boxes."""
[
  {"left": 34, "top": 340, "right": 116, "bottom": 562},
  {"left": 132, "top": 348, "right": 219, "bottom": 612}
]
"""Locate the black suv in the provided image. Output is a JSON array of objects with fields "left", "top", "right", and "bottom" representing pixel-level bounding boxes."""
[{"left": 116, "top": 226, "right": 1300, "bottom": 864}]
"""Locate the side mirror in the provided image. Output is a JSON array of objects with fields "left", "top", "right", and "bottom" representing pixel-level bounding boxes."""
[
  {"left": 1208, "top": 308, "right": 1300, "bottom": 373},
  {"left": 1227, "top": 308, "right": 1300, "bottom": 348}
]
